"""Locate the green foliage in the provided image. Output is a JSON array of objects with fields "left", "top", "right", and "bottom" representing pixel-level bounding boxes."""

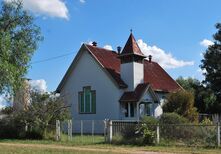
[
  {"left": 163, "top": 90, "right": 199, "bottom": 122},
  {"left": 114, "top": 116, "right": 158, "bottom": 145},
  {"left": 176, "top": 77, "right": 217, "bottom": 114},
  {"left": 137, "top": 116, "right": 159, "bottom": 145},
  {"left": 0, "top": 1, "right": 42, "bottom": 95},
  {"left": 0, "top": 91, "right": 70, "bottom": 139},
  {"left": 200, "top": 23, "right": 221, "bottom": 113},
  {"left": 200, "top": 118, "right": 213, "bottom": 125},
  {"left": 0, "top": 115, "right": 25, "bottom": 139},
  {"left": 159, "top": 113, "right": 193, "bottom": 140},
  {"left": 159, "top": 113, "right": 189, "bottom": 124},
  {"left": 18, "top": 92, "right": 70, "bottom": 138},
  {"left": 176, "top": 76, "right": 200, "bottom": 93},
  {"left": 141, "top": 116, "right": 158, "bottom": 125},
  {"left": 0, "top": 106, "right": 13, "bottom": 114}
]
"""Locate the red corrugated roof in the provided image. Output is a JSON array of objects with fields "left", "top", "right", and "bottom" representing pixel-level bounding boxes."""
[
  {"left": 119, "top": 83, "right": 149, "bottom": 102},
  {"left": 120, "top": 33, "right": 145, "bottom": 57},
  {"left": 85, "top": 45, "right": 127, "bottom": 88},
  {"left": 144, "top": 61, "right": 181, "bottom": 92},
  {"left": 85, "top": 44, "right": 181, "bottom": 92}
]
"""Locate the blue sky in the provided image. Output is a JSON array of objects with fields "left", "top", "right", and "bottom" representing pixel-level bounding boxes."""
[{"left": 2, "top": 0, "right": 221, "bottom": 93}]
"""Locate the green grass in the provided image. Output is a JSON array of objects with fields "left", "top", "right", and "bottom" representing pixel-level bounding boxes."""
[{"left": 0, "top": 134, "right": 105, "bottom": 146}]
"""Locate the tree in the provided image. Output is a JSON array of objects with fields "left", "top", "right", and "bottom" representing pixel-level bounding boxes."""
[
  {"left": 0, "top": 1, "right": 42, "bottom": 95},
  {"left": 163, "top": 90, "right": 198, "bottom": 122},
  {"left": 176, "top": 76, "right": 200, "bottom": 93},
  {"left": 176, "top": 77, "right": 216, "bottom": 113},
  {"left": 200, "top": 23, "right": 221, "bottom": 113},
  {"left": 17, "top": 91, "right": 71, "bottom": 138}
]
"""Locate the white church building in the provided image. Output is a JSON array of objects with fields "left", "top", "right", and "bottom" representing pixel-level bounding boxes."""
[{"left": 56, "top": 33, "right": 181, "bottom": 123}]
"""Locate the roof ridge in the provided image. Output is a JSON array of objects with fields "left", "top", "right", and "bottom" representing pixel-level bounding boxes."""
[{"left": 84, "top": 43, "right": 117, "bottom": 53}]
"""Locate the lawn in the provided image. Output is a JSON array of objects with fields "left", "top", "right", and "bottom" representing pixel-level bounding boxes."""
[{"left": 0, "top": 137, "right": 221, "bottom": 154}]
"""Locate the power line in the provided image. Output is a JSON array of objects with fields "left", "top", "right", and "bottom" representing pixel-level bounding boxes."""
[{"left": 30, "top": 51, "right": 75, "bottom": 64}]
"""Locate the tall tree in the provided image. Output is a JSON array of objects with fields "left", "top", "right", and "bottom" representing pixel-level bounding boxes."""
[
  {"left": 201, "top": 23, "right": 221, "bottom": 113},
  {"left": 0, "top": 0, "right": 42, "bottom": 95}
]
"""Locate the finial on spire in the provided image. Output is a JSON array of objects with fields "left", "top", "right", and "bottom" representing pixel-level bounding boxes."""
[{"left": 130, "top": 29, "right": 133, "bottom": 33}]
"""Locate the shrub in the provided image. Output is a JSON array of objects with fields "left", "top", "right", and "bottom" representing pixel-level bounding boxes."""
[
  {"left": 137, "top": 116, "right": 159, "bottom": 145},
  {"left": 0, "top": 116, "right": 25, "bottom": 139},
  {"left": 159, "top": 113, "right": 193, "bottom": 140},
  {"left": 198, "top": 118, "right": 216, "bottom": 146},
  {"left": 159, "top": 112, "right": 188, "bottom": 124},
  {"left": 114, "top": 116, "right": 159, "bottom": 145},
  {"left": 25, "top": 128, "right": 43, "bottom": 139},
  {"left": 163, "top": 90, "right": 199, "bottom": 122},
  {"left": 0, "top": 106, "right": 13, "bottom": 115},
  {"left": 121, "top": 124, "right": 137, "bottom": 139}
]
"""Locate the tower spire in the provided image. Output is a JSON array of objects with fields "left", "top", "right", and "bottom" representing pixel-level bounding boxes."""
[{"left": 120, "top": 33, "right": 146, "bottom": 57}]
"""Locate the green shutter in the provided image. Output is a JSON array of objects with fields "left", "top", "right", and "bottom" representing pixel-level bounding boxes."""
[
  {"left": 79, "top": 92, "right": 84, "bottom": 113},
  {"left": 91, "top": 91, "right": 96, "bottom": 113},
  {"left": 85, "top": 87, "right": 90, "bottom": 112}
]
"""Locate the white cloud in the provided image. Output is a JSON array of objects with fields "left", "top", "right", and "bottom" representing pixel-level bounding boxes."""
[
  {"left": 200, "top": 39, "right": 214, "bottom": 47},
  {"left": 79, "top": 0, "right": 86, "bottom": 4},
  {"left": 103, "top": 45, "right": 113, "bottom": 50},
  {"left": 5, "top": 0, "right": 69, "bottom": 20},
  {"left": 137, "top": 39, "right": 194, "bottom": 69},
  {"left": 197, "top": 68, "right": 207, "bottom": 74},
  {"left": 29, "top": 79, "right": 47, "bottom": 93}
]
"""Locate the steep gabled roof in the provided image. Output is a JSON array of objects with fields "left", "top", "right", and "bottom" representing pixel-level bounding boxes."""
[
  {"left": 144, "top": 61, "right": 182, "bottom": 92},
  {"left": 120, "top": 33, "right": 146, "bottom": 57},
  {"left": 84, "top": 44, "right": 181, "bottom": 92},
  {"left": 56, "top": 44, "right": 181, "bottom": 93},
  {"left": 85, "top": 44, "right": 128, "bottom": 88},
  {"left": 56, "top": 44, "right": 127, "bottom": 92}
]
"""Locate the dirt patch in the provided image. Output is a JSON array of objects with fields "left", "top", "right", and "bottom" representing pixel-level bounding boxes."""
[{"left": 0, "top": 142, "right": 172, "bottom": 154}]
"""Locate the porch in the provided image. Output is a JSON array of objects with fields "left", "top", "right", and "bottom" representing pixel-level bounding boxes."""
[
  {"left": 119, "top": 83, "right": 163, "bottom": 120},
  {"left": 121, "top": 101, "right": 159, "bottom": 120}
]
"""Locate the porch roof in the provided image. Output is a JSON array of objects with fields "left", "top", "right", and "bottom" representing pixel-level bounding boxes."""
[{"left": 119, "top": 83, "right": 149, "bottom": 102}]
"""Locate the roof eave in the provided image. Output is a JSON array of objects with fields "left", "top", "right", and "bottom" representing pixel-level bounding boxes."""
[{"left": 56, "top": 44, "right": 87, "bottom": 93}]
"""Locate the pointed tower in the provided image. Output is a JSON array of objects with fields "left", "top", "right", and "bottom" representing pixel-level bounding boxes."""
[{"left": 119, "top": 33, "right": 146, "bottom": 90}]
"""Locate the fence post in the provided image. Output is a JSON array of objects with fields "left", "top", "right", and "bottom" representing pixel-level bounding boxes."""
[
  {"left": 107, "top": 120, "right": 112, "bottom": 143},
  {"left": 81, "top": 120, "right": 83, "bottom": 142},
  {"left": 156, "top": 124, "right": 160, "bottom": 144},
  {"left": 92, "top": 120, "right": 94, "bottom": 143},
  {"left": 68, "top": 119, "right": 72, "bottom": 141},
  {"left": 218, "top": 122, "right": 220, "bottom": 147},
  {"left": 56, "top": 120, "right": 61, "bottom": 141},
  {"left": 104, "top": 119, "right": 108, "bottom": 142}
]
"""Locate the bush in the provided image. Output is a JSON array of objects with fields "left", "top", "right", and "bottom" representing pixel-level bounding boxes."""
[
  {"left": 163, "top": 90, "right": 199, "bottom": 122},
  {"left": 137, "top": 116, "right": 159, "bottom": 145},
  {"left": 159, "top": 113, "right": 193, "bottom": 140},
  {"left": 25, "top": 129, "right": 43, "bottom": 139},
  {"left": 113, "top": 116, "right": 159, "bottom": 145},
  {"left": 159, "top": 112, "right": 188, "bottom": 124},
  {"left": 0, "top": 116, "right": 25, "bottom": 139},
  {"left": 121, "top": 124, "right": 137, "bottom": 139}
]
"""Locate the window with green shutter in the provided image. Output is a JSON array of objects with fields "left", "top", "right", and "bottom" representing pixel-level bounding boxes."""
[{"left": 78, "top": 86, "right": 96, "bottom": 114}]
